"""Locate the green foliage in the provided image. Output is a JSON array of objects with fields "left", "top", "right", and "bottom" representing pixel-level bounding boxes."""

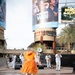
[
  {"left": 58, "top": 25, "right": 75, "bottom": 44},
  {"left": 57, "top": 25, "right": 75, "bottom": 51},
  {"left": 33, "top": 43, "right": 46, "bottom": 52}
]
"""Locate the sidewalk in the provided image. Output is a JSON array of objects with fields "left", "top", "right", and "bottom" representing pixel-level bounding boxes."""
[{"left": 0, "top": 66, "right": 73, "bottom": 74}]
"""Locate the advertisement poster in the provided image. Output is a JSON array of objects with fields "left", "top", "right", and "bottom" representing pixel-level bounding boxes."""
[
  {"left": 0, "top": 0, "right": 6, "bottom": 29},
  {"left": 32, "top": 0, "right": 58, "bottom": 31},
  {"left": 61, "top": 6, "right": 75, "bottom": 23}
]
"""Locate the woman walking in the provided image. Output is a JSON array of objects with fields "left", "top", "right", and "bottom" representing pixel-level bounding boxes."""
[{"left": 20, "top": 48, "right": 42, "bottom": 75}]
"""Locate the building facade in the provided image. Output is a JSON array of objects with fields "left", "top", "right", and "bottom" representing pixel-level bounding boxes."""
[
  {"left": 31, "top": 0, "right": 58, "bottom": 54},
  {"left": 0, "top": 0, "right": 6, "bottom": 50}
]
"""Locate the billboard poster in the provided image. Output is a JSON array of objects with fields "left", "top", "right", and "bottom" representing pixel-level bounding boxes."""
[
  {"left": 61, "top": 6, "right": 75, "bottom": 23},
  {"left": 0, "top": 0, "right": 6, "bottom": 29},
  {"left": 32, "top": 0, "right": 58, "bottom": 31}
]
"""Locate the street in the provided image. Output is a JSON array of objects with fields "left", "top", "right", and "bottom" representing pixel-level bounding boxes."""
[
  {"left": 0, "top": 72, "right": 75, "bottom": 75},
  {"left": 0, "top": 67, "right": 75, "bottom": 75}
]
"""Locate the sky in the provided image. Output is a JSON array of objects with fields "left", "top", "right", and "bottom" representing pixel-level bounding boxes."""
[
  {"left": 5, "top": 0, "right": 34, "bottom": 49},
  {"left": 5, "top": 0, "right": 75, "bottom": 49}
]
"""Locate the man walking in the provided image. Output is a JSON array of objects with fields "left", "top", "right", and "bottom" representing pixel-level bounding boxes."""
[
  {"left": 45, "top": 54, "right": 51, "bottom": 68},
  {"left": 55, "top": 51, "right": 62, "bottom": 71}
]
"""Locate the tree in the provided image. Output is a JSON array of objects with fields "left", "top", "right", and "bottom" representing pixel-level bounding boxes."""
[
  {"left": 57, "top": 25, "right": 75, "bottom": 52},
  {"left": 33, "top": 43, "right": 46, "bottom": 53}
]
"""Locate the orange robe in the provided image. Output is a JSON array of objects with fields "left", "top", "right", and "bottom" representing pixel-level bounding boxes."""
[{"left": 20, "top": 51, "right": 38, "bottom": 74}]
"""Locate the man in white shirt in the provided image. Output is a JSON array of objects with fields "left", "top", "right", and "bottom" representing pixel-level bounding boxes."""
[
  {"left": 19, "top": 54, "right": 24, "bottom": 64},
  {"left": 45, "top": 54, "right": 51, "bottom": 68},
  {"left": 55, "top": 51, "right": 62, "bottom": 71},
  {"left": 12, "top": 54, "right": 16, "bottom": 69}
]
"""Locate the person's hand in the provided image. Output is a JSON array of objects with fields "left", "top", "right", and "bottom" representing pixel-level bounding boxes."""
[
  {"left": 38, "top": 61, "right": 42, "bottom": 66},
  {"left": 54, "top": 11, "right": 58, "bottom": 16},
  {"left": 39, "top": 63, "right": 42, "bottom": 66}
]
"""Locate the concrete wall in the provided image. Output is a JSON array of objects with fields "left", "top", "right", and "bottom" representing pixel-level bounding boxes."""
[{"left": 0, "top": 58, "right": 7, "bottom": 67}]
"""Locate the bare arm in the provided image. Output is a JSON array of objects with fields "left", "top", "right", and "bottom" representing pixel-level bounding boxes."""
[{"left": 35, "top": 55, "right": 42, "bottom": 66}]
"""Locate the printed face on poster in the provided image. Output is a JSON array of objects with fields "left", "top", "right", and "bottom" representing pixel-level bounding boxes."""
[{"left": 32, "top": 0, "right": 58, "bottom": 31}]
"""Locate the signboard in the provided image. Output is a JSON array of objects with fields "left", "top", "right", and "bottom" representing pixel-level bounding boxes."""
[
  {"left": 32, "top": 0, "right": 58, "bottom": 31},
  {"left": 61, "top": 6, "right": 75, "bottom": 23},
  {"left": 0, "top": 0, "right": 6, "bottom": 29},
  {"left": 34, "top": 31, "right": 56, "bottom": 36}
]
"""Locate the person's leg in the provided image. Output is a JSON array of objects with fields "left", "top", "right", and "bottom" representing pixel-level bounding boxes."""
[
  {"left": 27, "top": 73, "right": 35, "bottom": 75},
  {"left": 25, "top": 73, "right": 28, "bottom": 75},
  {"left": 58, "top": 60, "right": 61, "bottom": 71},
  {"left": 11, "top": 61, "right": 14, "bottom": 68},
  {"left": 48, "top": 61, "right": 50, "bottom": 68},
  {"left": 56, "top": 61, "right": 59, "bottom": 70},
  {"left": 26, "top": 73, "right": 31, "bottom": 75},
  {"left": 26, "top": 73, "right": 36, "bottom": 75},
  {"left": 46, "top": 60, "right": 49, "bottom": 68},
  {"left": 49, "top": 61, "right": 51, "bottom": 68}
]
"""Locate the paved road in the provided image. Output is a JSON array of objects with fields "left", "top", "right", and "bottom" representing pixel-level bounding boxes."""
[
  {"left": 0, "top": 67, "right": 75, "bottom": 75},
  {"left": 0, "top": 58, "right": 75, "bottom": 75},
  {"left": 0, "top": 72, "right": 75, "bottom": 75}
]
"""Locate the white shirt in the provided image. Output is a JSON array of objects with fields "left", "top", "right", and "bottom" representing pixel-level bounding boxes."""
[
  {"left": 12, "top": 55, "right": 16, "bottom": 62},
  {"left": 55, "top": 54, "right": 62, "bottom": 61},
  {"left": 19, "top": 55, "right": 24, "bottom": 62},
  {"left": 45, "top": 55, "right": 51, "bottom": 60}
]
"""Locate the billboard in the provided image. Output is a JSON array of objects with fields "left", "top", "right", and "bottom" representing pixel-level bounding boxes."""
[
  {"left": 32, "top": 0, "right": 58, "bottom": 31},
  {"left": 61, "top": 6, "right": 75, "bottom": 23},
  {"left": 0, "top": 0, "right": 6, "bottom": 29}
]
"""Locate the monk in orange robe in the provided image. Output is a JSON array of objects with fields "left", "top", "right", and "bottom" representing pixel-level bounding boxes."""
[{"left": 20, "top": 48, "right": 42, "bottom": 75}]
